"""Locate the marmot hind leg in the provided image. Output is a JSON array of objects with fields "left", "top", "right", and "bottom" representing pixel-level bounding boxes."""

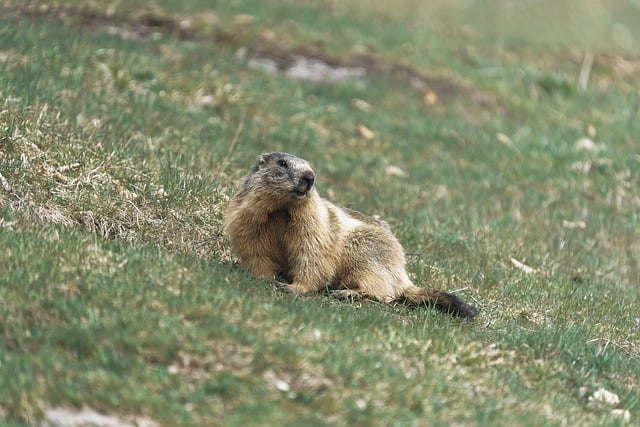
[{"left": 330, "top": 268, "right": 401, "bottom": 304}]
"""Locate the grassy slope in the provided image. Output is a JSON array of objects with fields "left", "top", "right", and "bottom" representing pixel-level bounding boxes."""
[{"left": 1, "top": 0, "right": 639, "bottom": 425}]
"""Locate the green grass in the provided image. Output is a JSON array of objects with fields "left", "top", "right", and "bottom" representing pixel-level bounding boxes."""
[{"left": 1, "top": 0, "right": 639, "bottom": 425}]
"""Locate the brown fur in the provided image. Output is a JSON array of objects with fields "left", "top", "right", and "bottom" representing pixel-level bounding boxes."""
[{"left": 224, "top": 152, "right": 478, "bottom": 318}]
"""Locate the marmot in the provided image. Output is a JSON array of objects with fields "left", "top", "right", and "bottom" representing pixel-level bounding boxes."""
[{"left": 224, "top": 152, "right": 478, "bottom": 318}]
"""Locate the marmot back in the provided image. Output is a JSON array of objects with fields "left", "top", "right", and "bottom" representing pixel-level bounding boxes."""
[{"left": 224, "top": 152, "right": 478, "bottom": 318}]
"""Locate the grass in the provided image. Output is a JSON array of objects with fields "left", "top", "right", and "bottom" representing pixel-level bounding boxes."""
[{"left": 1, "top": 0, "right": 639, "bottom": 425}]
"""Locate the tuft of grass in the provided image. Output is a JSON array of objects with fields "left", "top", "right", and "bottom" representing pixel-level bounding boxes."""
[{"left": 1, "top": 0, "right": 639, "bottom": 426}]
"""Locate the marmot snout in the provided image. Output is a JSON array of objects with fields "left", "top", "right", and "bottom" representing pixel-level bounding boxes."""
[
  {"left": 224, "top": 152, "right": 478, "bottom": 319},
  {"left": 293, "top": 170, "right": 315, "bottom": 198}
]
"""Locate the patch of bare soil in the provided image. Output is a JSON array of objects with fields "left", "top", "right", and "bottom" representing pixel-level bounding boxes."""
[
  {"left": 42, "top": 406, "right": 159, "bottom": 427},
  {"left": 246, "top": 36, "right": 492, "bottom": 104}
]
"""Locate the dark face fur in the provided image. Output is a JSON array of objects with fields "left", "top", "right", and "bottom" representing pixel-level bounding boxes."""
[{"left": 254, "top": 152, "right": 316, "bottom": 200}]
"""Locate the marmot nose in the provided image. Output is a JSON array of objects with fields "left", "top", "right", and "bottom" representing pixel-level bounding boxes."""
[{"left": 299, "top": 171, "right": 315, "bottom": 192}]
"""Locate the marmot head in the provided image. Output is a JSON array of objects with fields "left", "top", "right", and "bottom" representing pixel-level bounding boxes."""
[{"left": 249, "top": 152, "right": 316, "bottom": 201}]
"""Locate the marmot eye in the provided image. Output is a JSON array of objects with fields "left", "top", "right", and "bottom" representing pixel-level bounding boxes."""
[{"left": 278, "top": 159, "right": 288, "bottom": 169}]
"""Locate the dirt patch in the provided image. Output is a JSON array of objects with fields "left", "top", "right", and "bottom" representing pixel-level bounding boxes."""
[
  {"left": 246, "top": 36, "right": 490, "bottom": 102},
  {"left": 4, "top": 1, "right": 197, "bottom": 40},
  {"left": 42, "top": 406, "right": 158, "bottom": 427},
  {"left": 3, "top": 1, "right": 491, "bottom": 104}
]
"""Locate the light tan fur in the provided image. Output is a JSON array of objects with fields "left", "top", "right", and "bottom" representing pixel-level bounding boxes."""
[{"left": 224, "top": 152, "right": 478, "bottom": 318}]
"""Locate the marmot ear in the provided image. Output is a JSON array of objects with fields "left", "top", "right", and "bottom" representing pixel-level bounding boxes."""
[{"left": 257, "top": 153, "right": 268, "bottom": 168}]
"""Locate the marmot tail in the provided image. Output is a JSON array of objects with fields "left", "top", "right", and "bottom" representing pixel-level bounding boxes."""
[{"left": 401, "top": 286, "right": 478, "bottom": 318}]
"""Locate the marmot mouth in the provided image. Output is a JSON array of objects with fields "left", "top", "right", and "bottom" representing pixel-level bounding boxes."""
[
  {"left": 292, "top": 189, "right": 310, "bottom": 198},
  {"left": 292, "top": 174, "right": 314, "bottom": 198}
]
